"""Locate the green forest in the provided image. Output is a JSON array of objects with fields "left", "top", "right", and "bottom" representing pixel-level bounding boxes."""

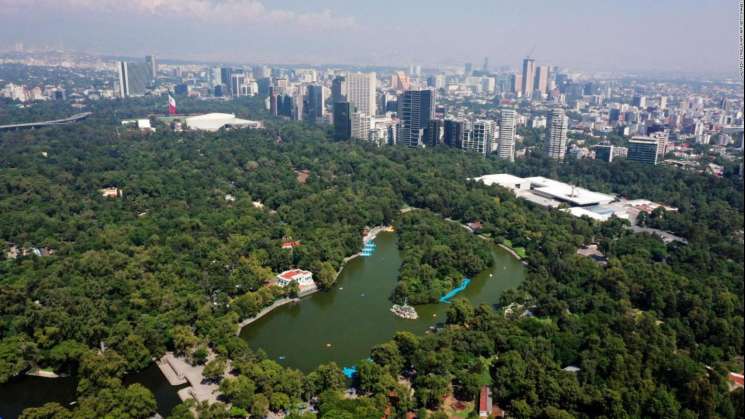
[
  {"left": 394, "top": 212, "right": 493, "bottom": 304},
  {"left": 1, "top": 97, "right": 743, "bottom": 418}
]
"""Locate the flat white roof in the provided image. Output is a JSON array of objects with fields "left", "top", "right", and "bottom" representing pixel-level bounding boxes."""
[
  {"left": 517, "top": 191, "right": 561, "bottom": 208},
  {"left": 563, "top": 207, "right": 610, "bottom": 221},
  {"left": 525, "top": 176, "right": 615, "bottom": 206},
  {"left": 185, "top": 113, "right": 261, "bottom": 132},
  {"left": 474, "top": 174, "right": 615, "bottom": 206},
  {"left": 473, "top": 173, "right": 526, "bottom": 188}
]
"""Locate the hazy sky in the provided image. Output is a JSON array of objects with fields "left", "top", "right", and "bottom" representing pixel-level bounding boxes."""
[{"left": 0, "top": 0, "right": 740, "bottom": 74}]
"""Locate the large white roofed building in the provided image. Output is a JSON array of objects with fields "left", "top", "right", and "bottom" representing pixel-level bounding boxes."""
[
  {"left": 524, "top": 176, "right": 615, "bottom": 206},
  {"left": 184, "top": 113, "right": 262, "bottom": 132},
  {"left": 473, "top": 173, "right": 675, "bottom": 226}
]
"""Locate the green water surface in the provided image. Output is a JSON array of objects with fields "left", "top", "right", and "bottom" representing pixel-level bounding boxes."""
[{"left": 240, "top": 232, "right": 524, "bottom": 371}]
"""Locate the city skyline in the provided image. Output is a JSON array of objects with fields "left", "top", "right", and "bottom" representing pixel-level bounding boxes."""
[
  {"left": 0, "top": 0, "right": 741, "bottom": 75},
  {"left": 0, "top": 4, "right": 743, "bottom": 417}
]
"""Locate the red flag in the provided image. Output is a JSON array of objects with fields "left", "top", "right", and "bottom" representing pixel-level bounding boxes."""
[{"left": 168, "top": 95, "right": 177, "bottom": 115}]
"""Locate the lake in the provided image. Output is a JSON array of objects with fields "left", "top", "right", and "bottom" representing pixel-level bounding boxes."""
[
  {"left": 0, "top": 363, "right": 185, "bottom": 419},
  {"left": 239, "top": 231, "right": 524, "bottom": 372}
]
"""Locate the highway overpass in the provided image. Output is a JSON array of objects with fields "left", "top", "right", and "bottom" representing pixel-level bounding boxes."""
[{"left": 0, "top": 112, "right": 92, "bottom": 132}]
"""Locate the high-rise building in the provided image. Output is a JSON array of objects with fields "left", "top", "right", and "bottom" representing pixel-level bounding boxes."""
[
  {"left": 305, "top": 84, "right": 325, "bottom": 121},
  {"left": 376, "top": 91, "right": 388, "bottom": 116},
  {"left": 220, "top": 68, "right": 234, "bottom": 93},
  {"left": 424, "top": 119, "right": 444, "bottom": 146},
  {"left": 145, "top": 55, "right": 158, "bottom": 83},
  {"left": 276, "top": 94, "right": 293, "bottom": 118},
  {"left": 464, "top": 63, "right": 473, "bottom": 77},
  {"left": 252, "top": 65, "right": 271, "bottom": 79},
  {"left": 511, "top": 73, "right": 522, "bottom": 95},
  {"left": 291, "top": 94, "right": 304, "bottom": 121},
  {"left": 649, "top": 132, "right": 668, "bottom": 158},
  {"left": 397, "top": 89, "right": 435, "bottom": 148},
  {"left": 117, "top": 61, "right": 149, "bottom": 98},
  {"left": 633, "top": 95, "right": 647, "bottom": 108},
  {"left": 117, "top": 61, "right": 128, "bottom": 98},
  {"left": 351, "top": 111, "right": 369, "bottom": 140},
  {"left": 210, "top": 67, "right": 223, "bottom": 88},
  {"left": 546, "top": 108, "right": 569, "bottom": 160},
  {"left": 427, "top": 74, "right": 446, "bottom": 90},
  {"left": 594, "top": 145, "right": 614, "bottom": 162},
  {"left": 333, "top": 102, "right": 352, "bottom": 140},
  {"left": 257, "top": 78, "right": 272, "bottom": 97},
  {"left": 481, "top": 77, "right": 496, "bottom": 95},
  {"left": 230, "top": 73, "right": 246, "bottom": 97},
  {"left": 628, "top": 138, "right": 660, "bottom": 165},
  {"left": 346, "top": 73, "right": 377, "bottom": 118},
  {"left": 521, "top": 58, "right": 536, "bottom": 97},
  {"left": 583, "top": 82, "right": 596, "bottom": 96},
  {"left": 462, "top": 120, "right": 495, "bottom": 155},
  {"left": 391, "top": 71, "right": 411, "bottom": 91},
  {"left": 269, "top": 88, "right": 279, "bottom": 116},
  {"left": 274, "top": 77, "right": 289, "bottom": 91},
  {"left": 534, "top": 65, "right": 550, "bottom": 96},
  {"left": 498, "top": 109, "right": 517, "bottom": 161},
  {"left": 331, "top": 76, "right": 347, "bottom": 104},
  {"left": 444, "top": 119, "right": 466, "bottom": 148}
]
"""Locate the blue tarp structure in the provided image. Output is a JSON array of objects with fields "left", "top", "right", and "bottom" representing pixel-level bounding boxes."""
[
  {"left": 342, "top": 366, "right": 357, "bottom": 378},
  {"left": 439, "top": 278, "right": 472, "bottom": 303},
  {"left": 342, "top": 358, "right": 373, "bottom": 378}
]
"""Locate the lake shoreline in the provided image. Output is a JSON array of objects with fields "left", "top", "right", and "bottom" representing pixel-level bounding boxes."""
[
  {"left": 236, "top": 225, "right": 394, "bottom": 334},
  {"left": 498, "top": 243, "right": 522, "bottom": 260},
  {"left": 237, "top": 297, "right": 301, "bottom": 331},
  {"left": 334, "top": 225, "right": 393, "bottom": 281},
  {"left": 238, "top": 231, "right": 525, "bottom": 372},
  {"left": 25, "top": 369, "right": 62, "bottom": 379}
]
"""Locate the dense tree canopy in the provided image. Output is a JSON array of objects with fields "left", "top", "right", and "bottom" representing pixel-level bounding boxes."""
[{"left": 0, "top": 96, "right": 742, "bottom": 418}]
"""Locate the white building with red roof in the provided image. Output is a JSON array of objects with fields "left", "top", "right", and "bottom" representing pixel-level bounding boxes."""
[
  {"left": 281, "top": 240, "right": 302, "bottom": 249},
  {"left": 276, "top": 269, "right": 316, "bottom": 292},
  {"left": 728, "top": 372, "right": 744, "bottom": 391}
]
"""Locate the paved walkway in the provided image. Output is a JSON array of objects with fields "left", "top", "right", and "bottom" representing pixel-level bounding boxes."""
[
  {"left": 238, "top": 297, "right": 300, "bottom": 331},
  {"left": 160, "top": 352, "right": 223, "bottom": 403},
  {"left": 157, "top": 357, "right": 187, "bottom": 386}
]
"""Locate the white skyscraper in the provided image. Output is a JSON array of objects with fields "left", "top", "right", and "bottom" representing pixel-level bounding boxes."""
[
  {"left": 351, "top": 111, "right": 370, "bottom": 140},
  {"left": 117, "top": 61, "right": 148, "bottom": 98},
  {"left": 521, "top": 58, "right": 536, "bottom": 97},
  {"left": 498, "top": 109, "right": 517, "bottom": 162},
  {"left": 546, "top": 108, "right": 569, "bottom": 160},
  {"left": 210, "top": 67, "right": 223, "bottom": 88},
  {"left": 145, "top": 55, "right": 158, "bottom": 82},
  {"left": 346, "top": 72, "right": 377, "bottom": 118},
  {"left": 117, "top": 61, "right": 128, "bottom": 98},
  {"left": 462, "top": 120, "right": 495, "bottom": 155},
  {"left": 230, "top": 73, "right": 246, "bottom": 97}
]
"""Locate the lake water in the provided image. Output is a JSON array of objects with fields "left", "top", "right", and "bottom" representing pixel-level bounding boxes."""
[
  {"left": 240, "top": 231, "right": 524, "bottom": 372},
  {"left": 0, "top": 363, "right": 186, "bottom": 419}
]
